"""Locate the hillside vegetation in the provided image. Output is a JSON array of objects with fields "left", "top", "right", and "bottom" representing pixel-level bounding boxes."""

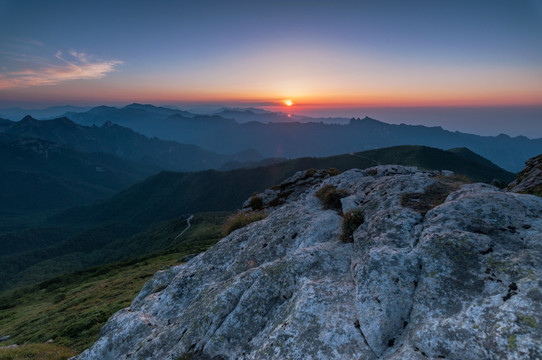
[
  {"left": 0, "top": 213, "right": 225, "bottom": 356},
  {"left": 54, "top": 145, "right": 514, "bottom": 226}
]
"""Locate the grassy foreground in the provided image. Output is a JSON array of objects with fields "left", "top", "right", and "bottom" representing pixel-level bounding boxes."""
[
  {"left": 0, "top": 344, "right": 76, "bottom": 360},
  {"left": 0, "top": 212, "right": 227, "bottom": 359}
]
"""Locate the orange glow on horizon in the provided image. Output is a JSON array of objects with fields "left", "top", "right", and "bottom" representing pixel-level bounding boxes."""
[{"left": 7, "top": 83, "right": 542, "bottom": 109}]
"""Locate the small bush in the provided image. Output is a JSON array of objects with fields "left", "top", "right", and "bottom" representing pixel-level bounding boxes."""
[
  {"left": 249, "top": 193, "right": 264, "bottom": 210},
  {"left": 222, "top": 211, "right": 267, "bottom": 236},
  {"left": 341, "top": 210, "right": 364, "bottom": 243},
  {"left": 304, "top": 168, "right": 317, "bottom": 178},
  {"left": 315, "top": 185, "right": 349, "bottom": 211},
  {"left": 328, "top": 168, "right": 341, "bottom": 176}
]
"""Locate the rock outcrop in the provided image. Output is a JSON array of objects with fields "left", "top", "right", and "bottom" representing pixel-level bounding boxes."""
[
  {"left": 508, "top": 154, "right": 542, "bottom": 196},
  {"left": 75, "top": 165, "right": 542, "bottom": 360}
]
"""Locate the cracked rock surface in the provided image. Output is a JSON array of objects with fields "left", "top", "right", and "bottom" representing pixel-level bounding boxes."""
[{"left": 75, "top": 165, "right": 542, "bottom": 360}]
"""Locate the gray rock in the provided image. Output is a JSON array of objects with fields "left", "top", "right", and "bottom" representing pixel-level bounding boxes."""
[
  {"left": 0, "top": 335, "right": 10, "bottom": 342},
  {"left": 508, "top": 153, "right": 542, "bottom": 195},
  {"left": 75, "top": 166, "right": 542, "bottom": 360}
]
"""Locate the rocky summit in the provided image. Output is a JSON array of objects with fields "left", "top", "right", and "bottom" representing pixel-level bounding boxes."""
[{"left": 75, "top": 165, "right": 542, "bottom": 360}]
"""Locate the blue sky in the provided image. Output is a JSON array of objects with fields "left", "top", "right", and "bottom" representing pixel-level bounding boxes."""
[{"left": 0, "top": 0, "right": 541, "bottom": 135}]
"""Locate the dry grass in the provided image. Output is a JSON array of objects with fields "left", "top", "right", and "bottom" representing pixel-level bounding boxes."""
[
  {"left": 222, "top": 211, "right": 267, "bottom": 236},
  {"left": 401, "top": 178, "right": 466, "bottom": 215},
  {"left": 315, "top": 185, "right": 349, "bottom": 211},
  {"left": 0, "top": 343, "right": 76, "bottom": 360},
  {"left": 340, "top": 210, "right": 364, "bottom": 243},
  {"left": 249, "top": 194, "right": 264, "bottom": 210}
]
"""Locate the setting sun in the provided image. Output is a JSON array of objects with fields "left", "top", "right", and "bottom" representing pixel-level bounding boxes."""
[{"left": 284, "top": 99, "right": 293, "bottom": 106}]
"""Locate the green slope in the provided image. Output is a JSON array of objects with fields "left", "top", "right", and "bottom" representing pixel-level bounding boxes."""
[
  {"left": 53, "top": 145, "right": 514, "bottom": 226},
  {"left": 0, "top": 213, "right": 226, "bottom": 354},
  {"left": 0, "top": 137, "right": 157, "bottom": 215}
]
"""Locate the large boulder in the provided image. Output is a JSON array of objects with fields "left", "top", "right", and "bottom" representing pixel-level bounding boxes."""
[{"left": 75, "top": 166, "right": 542, "bottom": 360}]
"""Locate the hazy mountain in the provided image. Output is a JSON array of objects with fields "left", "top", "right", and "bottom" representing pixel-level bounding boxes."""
[
  {"left": 64, "top": 105, "right": 541, "bottom": 172},
  {"left": 0, "top": 136, "right": 156, "bottom": 215},
  {"left": 64, "top": 103, "right": 195, "bottom": 127},
  {"left": 215, "top": 108, "right": 346, "bottom": 124},
  {"left": 4, "top": 115, "right": 263, "bottom": 172},
  {"left": 0, "top": 105, "right": 93, "bottom": 120}
]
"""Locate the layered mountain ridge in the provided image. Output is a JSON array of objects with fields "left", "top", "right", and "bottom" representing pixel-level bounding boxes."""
[
  {"left": 3, "top": 115, "right": 263, "bottom": 172},
  {"left": 50, "top": 104, "right": 542, "bottom": 172}
]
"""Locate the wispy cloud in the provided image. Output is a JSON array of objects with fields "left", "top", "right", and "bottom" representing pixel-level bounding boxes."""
[{"left": 0, "top": 50, "right": 123, "bottom": 89}]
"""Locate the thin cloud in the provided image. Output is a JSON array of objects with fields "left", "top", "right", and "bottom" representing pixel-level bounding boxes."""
[{"left": 0, "top": 50, "right": 123, "bottom": 89}]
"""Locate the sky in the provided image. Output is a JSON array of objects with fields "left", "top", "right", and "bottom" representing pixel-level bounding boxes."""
[{"left": 0, "top": 0, "right": 541, "bottom": 135}]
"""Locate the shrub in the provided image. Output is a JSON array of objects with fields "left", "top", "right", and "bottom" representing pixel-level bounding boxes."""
[
  {"left": 304, "top": 168, "right": 317, "bottom": 178},
  {"left": 222, "top": 211, "right": 267, "bottom": 236},
  {"left": 315, "top": 185, "right": 349, "bottom": 211},
  {"left": 328, "top": 168, "right": 341, "bottom": 176},
  {"left": 341, "top": 210, "right": 364, "bottom": 243},
  {"left": 249, "top": 193, "right": 264, "bottom": 210}
]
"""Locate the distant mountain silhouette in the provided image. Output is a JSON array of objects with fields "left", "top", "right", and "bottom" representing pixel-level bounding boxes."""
[
  {"left": 64, "top": 103, "right": 196, "bottom": 127},
  {"left": 216, "top": 108, "right": 320, "bottom": 123},
  {"left": 0, "top": 105, "right": 93, "bottom": 120},
  {"left": 64, "top": 105, "right": 542, "bottom": 172},
  {"left": 4, "top": 115, "right": 263, "bottom": 172}
]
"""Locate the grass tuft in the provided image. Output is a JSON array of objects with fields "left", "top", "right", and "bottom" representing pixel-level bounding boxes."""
[
  {"left": 222, "top": 211, "right": 267, "bottom": 237},
  {"left": 249, "top": 193, "right": 264, "bottom": 210},
  {"left": 340, "top": 210, "right": 364, "bottom": 243},
  {"left": 315, "top": 185, "right": 349, "bottom": 212}
]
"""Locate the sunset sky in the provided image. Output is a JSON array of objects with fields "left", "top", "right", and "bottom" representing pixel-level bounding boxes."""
[{"left": 0, "top": 0, "right": 541, "bottom": 134}]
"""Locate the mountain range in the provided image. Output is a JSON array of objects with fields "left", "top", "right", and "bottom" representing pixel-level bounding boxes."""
[
  {"left": 51, "top": 104, "right": 541, "bottom": 172},
  {"left": 0, "top": 105, "right": 93, "bottom": 120},
  {"left": 0, "top": 114, "right": 265, "bottom": 215},
  {"left": 0, "top": 102, "right": 527, "bottom": 296},
  {"left": 3, "top": 115, "right": 263, "bottom": 172},
  {"left": 3, "top": 104, "right": 540, "bottom": 172}
]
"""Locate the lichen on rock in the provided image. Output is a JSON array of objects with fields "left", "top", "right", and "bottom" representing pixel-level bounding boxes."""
[{"left": 74, "top": 164, "right": 542, "bottom": 360}]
